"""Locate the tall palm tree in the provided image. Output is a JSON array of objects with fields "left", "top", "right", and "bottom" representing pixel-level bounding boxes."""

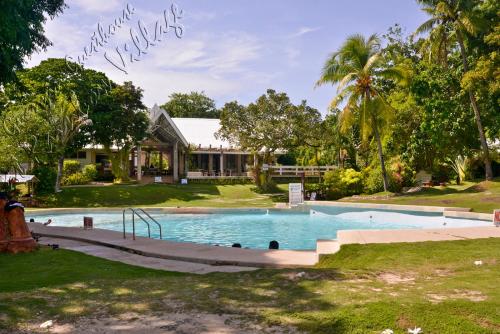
[
  {"left": 316, "top": 34, "right": 401, "bottom": 192},
  {"left": 415, "top": 0, "right": 493, "bottom": 180}
]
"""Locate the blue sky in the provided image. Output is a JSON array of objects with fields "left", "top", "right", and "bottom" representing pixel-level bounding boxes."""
[{"left": 27, "top": 0, "right": 428, "bottom": 114}]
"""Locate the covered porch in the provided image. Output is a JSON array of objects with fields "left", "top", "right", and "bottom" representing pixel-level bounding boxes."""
[
  {"left": 133, "top": 105, "right": 189, "bottom": 183},
  {"left": 187, "top": 149, "right": 251, "bottom": 178}
]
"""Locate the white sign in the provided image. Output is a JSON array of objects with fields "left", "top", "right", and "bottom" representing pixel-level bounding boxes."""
[
  {"left": 289, "top": 183, "right": 303, "bottom": 206},
  {"left": 181, "top": 178, "right": 188, "bottom": 185}
]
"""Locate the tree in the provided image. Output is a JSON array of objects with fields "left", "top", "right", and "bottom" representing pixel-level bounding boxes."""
[
  {"left": 217, "top": 89, "right": 319, "bottom": 188},
  {"left": 2, "top": 58, "right": 116, "bottom": 156},
  {"left": 0, "top": 0, "right": 66, "bottom": 85},
  {"left": 92, "top": 82, "right": 149, "bottom": 181},
  {"left": 160, "top": 92, "right": 220, "bottom": 118},
  {"left": 0, "top": 101, "right": 52, "bottom": 171},
  {"left": 415, "top": 0, "right": 494, "bottom": 180},
  {"left": 316, "top": 34, "right": 403, "bottom": 192},
  {"left": 42, "top": 93, "right": 91, "bottom": 192}
]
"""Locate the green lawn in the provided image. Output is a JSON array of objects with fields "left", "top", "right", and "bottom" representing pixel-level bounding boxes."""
[
  {"left": 37, "top": 179, "right": 499, "bottom": 213},
  {"left": 1, "top": 238, "right": 499, "bottom": 333},
  {"left": 340, "top": 178, "right": 500, "bottom": 213},
  {"left": 40, "top": 184, "right": 288, "bottom": 208}
]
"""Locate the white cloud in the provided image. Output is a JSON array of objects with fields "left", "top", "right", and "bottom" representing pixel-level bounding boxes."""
[
  {"left": 23, "top": 3, "right": 271, "bottom": 107},
  {"left": 69, "top": 0, "right": 123, "bottom": 13},
  {"left": 187, "top": 10, "right": 217, "bottom": 21},
  {"left": 290, "top": 26, "right": 321, "bottom": 38}
]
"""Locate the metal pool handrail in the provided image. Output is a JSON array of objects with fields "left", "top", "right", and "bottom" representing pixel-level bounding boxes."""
[
  {"left": 122, "top": 208, "right": 162, "bottom": 240},
  {"left": 134, "top": 208, "right": 162, "bottom": 240}
]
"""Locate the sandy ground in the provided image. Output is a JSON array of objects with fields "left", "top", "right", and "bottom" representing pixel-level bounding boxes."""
[{"left": 9, "top": 312, "right": 299, "bottom": 334}]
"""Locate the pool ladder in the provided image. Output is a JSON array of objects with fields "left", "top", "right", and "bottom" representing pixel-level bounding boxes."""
[{"left": 122, "top": 208, "right": 162, "bottom": 240}]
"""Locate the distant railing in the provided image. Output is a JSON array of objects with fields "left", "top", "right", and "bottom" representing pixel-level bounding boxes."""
[{"left": 263, "top": 165, "right": 336, "bottom": 176}]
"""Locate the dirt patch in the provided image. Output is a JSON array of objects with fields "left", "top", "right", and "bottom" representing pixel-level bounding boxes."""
[
  {"left": 427, "top": 290, "right": 487, "bottom": 304},
  {"left": 17, "top": 312, "right": 300, "bottom": 334},
  {"left": 377, "top": 273, "right": 415, "bottom": 285},
  {"left": 434, "top": 269, "right": 453, "bottom": 277},
  {"left": 396, "top": 315, "right": 413, "bottom": 329}
]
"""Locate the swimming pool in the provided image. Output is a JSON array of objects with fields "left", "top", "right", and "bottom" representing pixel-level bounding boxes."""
[{"left": 28, "top": 206, "right": 491, "bottom": 250}]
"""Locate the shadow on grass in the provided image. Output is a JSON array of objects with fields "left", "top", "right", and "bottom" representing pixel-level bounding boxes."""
[{"left": 0, "top": 248, "right": 346, "bottom": 332}]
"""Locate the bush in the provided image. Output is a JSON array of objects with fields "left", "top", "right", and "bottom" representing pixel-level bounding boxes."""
[
  {"left": 363, "top": 157, "right": 415, "bottom": 194},
  {"left": 32, "top": 165, "right": 57, "bottom": 195},
  {"left": 389, "top": 156, "right": 415, "bottom": 191},
  {"left": 340, "top": 168, "right": 364, "bottom": 195},
  {"left": 323, "top": 168, "right": 363, "bottom": 198},
  {"left": 63, "top": 160, "right": 81, "bottom": 177},
  {"left": 363, "top": 166, "right": 385, "bottom": 194},
  {"left": 63, "top": 172, "right": 89, "bottom": 185},
  {"left": 82, "top": 164, "right": 98, "bottom": 181}
]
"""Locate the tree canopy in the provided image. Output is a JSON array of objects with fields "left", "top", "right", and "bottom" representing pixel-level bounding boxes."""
[
  {"left": 0, "top": 0, "right": 66, "bottom": 85},
  {"left": 160, "top": 92, "right": 220, "bottom": 118}
]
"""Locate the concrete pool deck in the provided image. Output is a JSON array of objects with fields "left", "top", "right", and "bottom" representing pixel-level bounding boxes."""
[
  {"left": 28, "top": 223, "right": 319, "bottom": 268},
  {"left": 28, "top": 222, "right": 499, "bottom": 269},
  {"left": 39, "top": 237, "right": 258, "bottom": 274}
]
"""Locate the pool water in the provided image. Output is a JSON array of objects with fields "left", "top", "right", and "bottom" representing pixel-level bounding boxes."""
[{"left": 28, "top": 206, "right": 491, "bottom": 250}]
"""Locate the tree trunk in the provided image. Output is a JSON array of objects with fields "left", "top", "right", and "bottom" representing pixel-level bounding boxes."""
[
  {"left": 372, "top": 114, "right": 389, "bottom": 192},
  {"left": 55, "top": 156, "right": 64, "bottom": 193},
  {"left": 456, "top": 30, "right": 493, "bottom": 180}
]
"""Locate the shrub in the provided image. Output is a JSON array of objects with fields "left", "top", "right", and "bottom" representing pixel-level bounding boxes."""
[
  {"left": 82, "top": 164, "right": 98, "bottom": 181},
  {"left": 63, "top": 160, "right": 81, "bottom": 177},
  {"left": 32, "top": 165, "right": 57, "bottom": 195},
  {"left": 63, "top": 172, "right": 89, "bottom": 185},
  {"left": 339, "top": 168, "right": 363, "bottom": 195},
  {"left": 363, "top": 166, "right": 384, "bottom": 194},
  {"left": 363, "top": 157, "right": 415, "bottom": 194},
  {"left": 323, "top": 168, "right": 363, "bottom": 197},
  {"left": 389, "top": 156, "right": 415, "bottom": 191}
]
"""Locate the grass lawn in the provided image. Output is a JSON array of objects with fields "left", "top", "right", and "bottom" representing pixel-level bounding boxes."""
[
  {"left": 1, "top": 238, "right": 499, "bottom": 333},
  {"left": 39, "top": 184, "right": 288, "bottom": 208},
  {"left": 340, "top": 178, "right": 500, "bottom": 213}
]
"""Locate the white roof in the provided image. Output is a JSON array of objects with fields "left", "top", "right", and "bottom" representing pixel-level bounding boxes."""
[
  {"left": 0, "top": 174, "right": 37, "bottom": 183},
  {"left": 171, "top": 118, "right": 234, "bottom": 149}
]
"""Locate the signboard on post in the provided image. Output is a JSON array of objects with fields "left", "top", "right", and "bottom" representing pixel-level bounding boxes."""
[{"left": 289, "top": 183, "right": 303, "bottom": 206}]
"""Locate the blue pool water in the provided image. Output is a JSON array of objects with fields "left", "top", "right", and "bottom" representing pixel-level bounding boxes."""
[{"left": 28, "top": 206, "right": 491, "bottom": 250}]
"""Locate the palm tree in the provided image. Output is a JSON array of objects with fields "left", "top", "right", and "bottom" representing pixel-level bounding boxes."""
[
  {"left": 415, "top": 0, "right": 493, "bottom": 180},
  {"left": 42, "top": 93, "right": 91, "bottom": 192},
  {"left": 316, "top": 34, "right": 401, "bottom": 192}
]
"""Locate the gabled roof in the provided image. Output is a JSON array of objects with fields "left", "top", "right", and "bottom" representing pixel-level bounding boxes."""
[
  {"left": 149, "top": 104, "right": 188, "bottom": 147},
  {"left": 171, "top": 117, "right": 235, "bottom": 150}
]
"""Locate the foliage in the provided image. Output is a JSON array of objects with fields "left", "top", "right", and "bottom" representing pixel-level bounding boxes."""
[
  {"left": 82, "top": 164, "right": 98, "bottom": 181},
  {"left": 32, "top": 165, "right": 57, "bottom": 195},
  {"left": 160, "top": 92, "right": 220, "bottom": 118},
  {"left": 317, "top": 34, "right": 405, "bottom": 192},
  {"left": 447, "top": 155, "right": 469, "bottom": 184},
  {"left": 414, "top": 0, "right": 495, "bottom": 180},
  {"left": 323, "top": 168, "right": 363, "bottom": 197},
  {"left": 363, "top": 157, "right": 414, "bottom": 193},
  {"left": 92, "top": 82, "right": 149, "bottom": 181},
  {"left": 62, "top": 172, "right": 89, "bottom": 185},
  {"left": 218, "top": 89, "right": 320, "bottom": 189},
  {"left": 62, "top": 160, "right": 80, "bottom": 177},
  {"left": 0, "top": 0, "right": 66, "bottom": 85}
]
